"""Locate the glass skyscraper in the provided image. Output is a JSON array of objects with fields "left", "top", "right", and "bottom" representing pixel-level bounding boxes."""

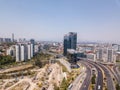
[{"left": 63, "top": 32, "right": 77, "bottom": 56}]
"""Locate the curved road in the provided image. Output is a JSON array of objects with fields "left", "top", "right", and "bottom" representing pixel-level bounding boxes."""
[
  {"left": 86, "top": 61, "right": 103, "bottom": 90},
  {"left": 97, "top": 62, "right": 115, "bottom": 90},
  {"left": 78, "top": 61, "right": 92, "bottom": 90}
]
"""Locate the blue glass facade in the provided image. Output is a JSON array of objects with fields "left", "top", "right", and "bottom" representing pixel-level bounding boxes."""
[{"left": 63, "top": 32, "right": 77, "bottom": 56}]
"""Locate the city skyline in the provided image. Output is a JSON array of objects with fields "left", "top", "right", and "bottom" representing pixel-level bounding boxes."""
[{"left": 0, "top": 0, "right": 120, "bottom": 42}]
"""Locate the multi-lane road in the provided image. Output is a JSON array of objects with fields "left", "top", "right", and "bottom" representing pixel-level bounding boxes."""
[
  {"left": 78, "top": 61, "right": 92, "bottom": 90},
  {"left": 78, "top": 60, "right": 117, "bottom": 90},
  {"left": 97, "top": 62, "right": 115, "bottom": 90},
  {"left": 88, "top": 60, "right": 115, "bottom": 90},
  {"left": 85, "top": 61, "right": 103, "bottom": 90},
  {"left": 71, "top": 60, "right": 103, "bottom": 90},
  {"left": 69, "top": 59, "right": 119, "bottom": 90}
]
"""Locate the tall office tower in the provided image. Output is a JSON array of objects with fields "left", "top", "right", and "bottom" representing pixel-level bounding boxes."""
[
  {"left": 31, "top": 44, "right": 33, "bottom": 58},
  {"left": 21, "top": 45, "right": 25, "bottom": 61},
  {"left": 27, "top": 44, "right": 31, "bottom": 59},
  {"left": 107, "top": 49, "right": 114, "bottom": 63},
  {"left": 15, "top": 45, "right": 20, "bottom": 62},
  {"left": 69, "top": 32, "right": 77, "bottom": 49},
  {"left": 63, "top": 32, "right": 77, "bottom": 56},
  {"left": 30, "top": 39, "right": 35, "bottom": 55},
  {"left": 63, "top": 35, "right": 70, "bottom": 56},
  {"left": 12, "top": 33, "right": 14, "bottom": 42}
]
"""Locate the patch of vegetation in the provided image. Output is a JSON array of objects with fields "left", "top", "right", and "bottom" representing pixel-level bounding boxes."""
[
  {"left": 57, "top": 61, "right": 81, "bottom": 90},
  {"left": 0, "top": 55, "right": 15, "bottom": 66},
  {"left": 60, "top": 78, "right": 69, "bottom": 90},
  {"left": 116, "top": 83, "right": 120, "bottom": 90},
  {"left": 37, "top": 82, "right": 43, "bottom": 88},
  {"left": 116, "top": 60, "right": 120, "bottom": 62},
  {"left": 91, "top": 74, "right": 96, "bottom": 84},
  {"left": 91, "top": 84, "right": 94, "bottom": 90},
  {"left": 105, "top": 87, "right": 108, "bottom": 90},
  {"left": 34, "top": 53, "right": 52, "bottom": 68}
]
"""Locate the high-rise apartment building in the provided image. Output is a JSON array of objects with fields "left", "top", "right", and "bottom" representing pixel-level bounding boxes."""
[
  {"left": 15, "top": 43, "right": 34, "bottom": 62},
  {"left": 6, "top": 46, "right": 15, "bottom": 57},
  {"left": 27, "top": 44, "right": 31, "bottom": 59},
  {"left": 21, "top": 45, "right": 25, "bottom": 61},
  {"left": 30, "top": 39, "right": 35, "bottom": 55},
  {"left": 15, "top": 45, "right": 21, "bottom": 62}
]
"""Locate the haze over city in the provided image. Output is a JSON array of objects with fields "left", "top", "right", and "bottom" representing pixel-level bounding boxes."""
[
  {"left": 1, "top": 1, "right": 120, "bottom": 90},
  {"left": 0, "top": 0, "right": 120, "bottom": 42}
]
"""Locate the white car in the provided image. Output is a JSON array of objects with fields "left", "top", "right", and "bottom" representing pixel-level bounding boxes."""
[{"left": 98, "top": 85, "right": 101, "bottom": 89}]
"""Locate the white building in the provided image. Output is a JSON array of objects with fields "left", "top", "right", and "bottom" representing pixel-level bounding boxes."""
[
  {"left": 20, "top": 45, "right": 28, "bottom": 61},
  {"left": 21, "top": 45, "right": 25, "bottom": 61},
  {"left": 15, "top": 43, "right": 35, "bottom": 62},
  {"left": 27, "top": 44, "right": 31, "bottom": 59},
  {"left": 6, "top": 46, "right": 15, "bottom": 56},
  {"left": 15, "top": 45, "right": 20, "bottom": 62}
]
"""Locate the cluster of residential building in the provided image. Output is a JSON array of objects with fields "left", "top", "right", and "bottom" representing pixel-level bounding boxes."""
[
  {"left": 15, "top": 43, "right": 34, "bottom": 62},
  {"left": 6, "top": 39, "right": 41, "bottom": 62}
]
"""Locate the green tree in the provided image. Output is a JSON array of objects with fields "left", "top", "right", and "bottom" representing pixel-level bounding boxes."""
[
  {"left": 116, "top": 83, "right": 120, "bottom": 90},
  {"left": 91, "top": 74, "right": 96, "bottom": 84},
  {"left": 60, "top": 78, "right": 68, "bottom": 90}
]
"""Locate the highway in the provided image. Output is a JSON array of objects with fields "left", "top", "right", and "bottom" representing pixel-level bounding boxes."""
[
  {"left": 78, "top": 60, "right": 104, "bottom": 90},
  {"left": 83, "top": 60, "right": 115, "bottom": 90},
  {"left": 78, "top": 61, "right": 92, "bottom": 90},
  {"left": 97, "top": 62, "right": 115, "bottom": 90},
  {"left": 68, "top": 59, "right": 116, "bottom": 90},
  {"left": 86, "top": 61, "right": 103, "bottom": 90}
]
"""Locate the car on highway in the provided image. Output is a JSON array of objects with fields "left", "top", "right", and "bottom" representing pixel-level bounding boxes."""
[{"left": 98, "top": 85, "right": 101, "bottom": 90}]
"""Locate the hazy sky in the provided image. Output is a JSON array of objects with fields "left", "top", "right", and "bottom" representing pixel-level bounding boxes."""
[{"left": 0, "top": 0, "right": 120, "bottom": 42}]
